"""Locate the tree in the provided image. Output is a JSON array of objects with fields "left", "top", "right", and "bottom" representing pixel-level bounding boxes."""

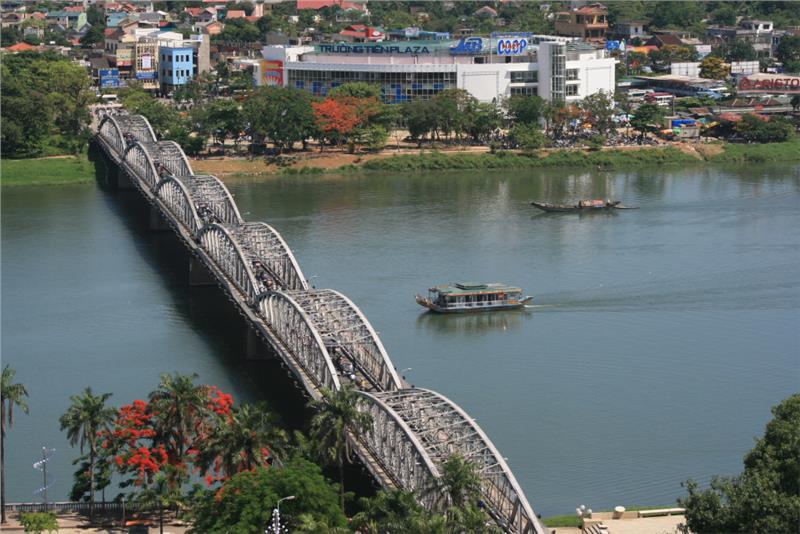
[
  {"left": 679, "top": 394, "right": 800, "bottom": 534},
  {"left": 791, "top": 94, "right": 800, "bottom": 112},
  {"left": 19, "top": 512, "right": 58, "bottom": 534},
  {"left": 79, "top": 25, "right": 105, "bottom": 47},
  {"left": 509, "top": 123, "right": 547, "bottom": 152},
  {"left": 309, "top": 387, "right": 373, "bottom": 510},
  {"left": 466, "top": 102, "right": 503, "bottom": 143},
  {"left": 244, "top": 86, "right": 317, "bottom": 151},
  {"left": 734, "top": 114, "right": 795, "bottom": 143},
  {"left": 190, "top": 458, "right": 347, "bottom": 533},
  {"left": 776, "top": 34, "right": 800, "bottom": 73},
  {"left": 718, "top": 39, "right": 758, "bottom": 62},
  {"left": 1, "top": 365, "right": 29, "bottom": 524},
  {"left": 195, "top": 99, "right": 244, "bottom": 148},
  {"left": 197, "top": 402, "right": 288, "bottom": 484},
  {"left": 352, "top": 489, "right": 442, "bottom": 534},
  {"left": 710, "top": 4, "right": 737, "bottom": 26},
  {"left": 700, "top": 56, "right": 729, "bottom": 80},
  {"left": 403, "top": 99, "right": 437, "bottom": 147},
  {"left": 430, "top": 89, "right": 478, "bottom": 141},
  {"left": 119, "top": 88, "right": 180, "bottom": 138},
  {"left": 630, "top": 103, "right": 665, "bottom": 138},
  {"left": 148, "top": 373, "right": 211, "bottom": 468},
  {"left": 59, "top": 388, "right": 115, "bottom": 517},
  {"left": 580, "top": 91, "right": 615, "bottom": 135},
  {"left": 328, "top": 82, "right": 381, "bottom": 100},
  {"left": 504, "top": 94, "right": 547, "bottom": 126}
]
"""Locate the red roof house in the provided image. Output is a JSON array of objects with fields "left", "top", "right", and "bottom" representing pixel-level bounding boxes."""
[{"left": 297, "top": 0, "right": 367, "bottom": 11}]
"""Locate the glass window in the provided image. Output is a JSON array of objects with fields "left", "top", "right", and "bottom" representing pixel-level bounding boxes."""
[
  {"left": 511, "top": 71, "right": 538, "bottom": 83},
  {"left": 566, "top": 68, "right": 579, "bottom": 81},
  {"left": 566, "top": 84, "right": 578, "bottom": 96}
]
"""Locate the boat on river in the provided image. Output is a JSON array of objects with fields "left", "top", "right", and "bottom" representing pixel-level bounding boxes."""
[
  {"left": 416, "top": 282, "right": 533, "bottom": 313},
  {"left": 531, "top": 199, "right": 632, "bottom": 212}
]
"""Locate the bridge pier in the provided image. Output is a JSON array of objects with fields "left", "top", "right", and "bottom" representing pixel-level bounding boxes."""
[
  {"left": 106, "top": 165, "right": 133, "bottom": 190},
  {"left": 149, "top": 205, "right": 170, "bottom": 231},
  {"left": 245, "top": 328, "right": 275, "bottom": 360},
  {"left": 188, "top": 255, "right": 215, "bottom": 286}
]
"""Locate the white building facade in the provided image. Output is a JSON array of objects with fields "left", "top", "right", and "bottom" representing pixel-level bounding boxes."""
[{"left": 255, "top": 35, "right": 616, "bottom": 103}]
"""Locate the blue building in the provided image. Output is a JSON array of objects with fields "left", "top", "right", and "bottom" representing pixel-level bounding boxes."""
[
  {"left": 105, "top": 11, "right": 128, "bottom": 28},
  {"left": 159, "top": 46, "right": 194, "bottom": 93}
]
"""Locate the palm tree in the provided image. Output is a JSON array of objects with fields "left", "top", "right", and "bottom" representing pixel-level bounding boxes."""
[
  {"left": 308, "top": 386, "right": 373, "bottom": 510},
  {"left": 198, "top": 402, "right": 289, "bottom": 480},
  {"left": 59, "top": 387, "right": 115, "bottom": 517},
  {"left": 1, "top": 365, "right": 29, "bottom": 524},
  {"left": 439, "top": 454, "right": 482, "bottom": 509},
  {"left": 148, "top": 373, "right": 208, "bottom": 465}
]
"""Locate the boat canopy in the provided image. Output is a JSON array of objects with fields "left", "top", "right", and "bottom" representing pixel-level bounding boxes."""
[{"left": 430, "top": 282, "right": 522, "bottom": 297}]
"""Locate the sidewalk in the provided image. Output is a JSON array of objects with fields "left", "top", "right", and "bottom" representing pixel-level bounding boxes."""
[
  {"left": 548, "top": 515, "right": 686, "bottom": 534},
  {"left": 1, "top": 512, "right": 189, "bottom": 534}
]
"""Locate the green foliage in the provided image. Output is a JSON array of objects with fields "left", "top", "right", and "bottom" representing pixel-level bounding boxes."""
[
  {"left": 1, "top": 52, "right": 94, "bottom": 158},
  {"left": 194, "top": 99, "right": 245, "bottom": 145},
  {"left": 776, "top": 35, "right": 800, "bottom": 74},
  {"left": 709, "top": 4, "right": 738, "bottom": 26},
  {"left": 215, "top": 17, "right": 261, "bottom": 42},
  {"left": 244, "top": 86, "right": 317, "bottom": 150},
  {"left": 359, "top": 146, "right": 699, "bottom": 172},
  {"left": 504, "top": 94, "right": 547, "bottom": 126},
  {"left": 189, "top": 458, "right": 346, "bottom": 534},
  {"left": 59, "top": 387, "right": 116, "bottom": 513},
  {"left": 630, "top": 104, "right": 666, "bottom": 137},
  {"left": 645, "top": 1, "right": 706, "bottom": 29},
  {"left": 542, "top": 514, "right": 583, "bottom": 528},
  {"left": 679, "top": 394, "right": 800, "bottom": 534},
  {"left": 361, "top": 125, "right": 389, "bottom": 152},
  {"left": 700, "top": 56, "right": 729, "bottom": 80},
  {"left": 119, "top": 88, "right": 180, "bottom": 138},
  {"left": 20, "top": 512, "right": 58, "bottom": 534},
  {"left": 1, "top": 365, "right": 30, "bottom": 522},
  {"left": 309, "top": 386, "right": 373, "bottom": 509},
  {"left": 510, "top": 123, "right": 547, "bottom": 152},
  {"left": 716, "top": 39, "right": 758, "bottom": 62},
  {"left": 734, "top": 115, "right": 795, "bottom": 144},
  {"left": 580, "top": 91, "right": 615, "bottom": 135}
]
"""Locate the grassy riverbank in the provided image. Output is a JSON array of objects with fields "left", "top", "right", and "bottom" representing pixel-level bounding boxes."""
[
  {"left": 351, "top": 139, "right": 800, "bottom": 173},
  {"left": 1, "top": 155, "right": 96, "bottom": 186}
]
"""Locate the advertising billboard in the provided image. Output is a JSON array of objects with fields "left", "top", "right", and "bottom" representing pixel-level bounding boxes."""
[
  {"left": 260, "top": 60, "right": 283, "bottom": 86},
  {"left": 135, "top": 70, "right": 157, "bottom": 80},
  {"left": 99, "top": 68, "right": 120, "bottom": 88},
  {"left": 450, "top": 37, "right": 484, "bottom": 54},
  {"left": 115, "top": 48, "right": 133, "bottom": 67},
  {"left": 141, "top": 54, "right": 153, "bottom": 70},
  {"left": 738, "top": 75, "right": 800, "bottom": 93},
  {"left": 496, "top": 37, "right": 528, "bottom": 55}
]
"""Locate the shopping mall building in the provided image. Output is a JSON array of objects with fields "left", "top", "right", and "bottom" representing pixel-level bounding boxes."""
[{"left": 249, "top": 34, "right": 617, "bottom": 103}]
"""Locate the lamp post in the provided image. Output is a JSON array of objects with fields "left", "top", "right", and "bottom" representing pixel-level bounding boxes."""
[{"left": 269, "top": 495, "right": 296, "bottom": 534}]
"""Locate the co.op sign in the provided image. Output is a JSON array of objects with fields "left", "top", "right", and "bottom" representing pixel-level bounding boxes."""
[
  {"left": 738, "top": 76, "right": 800, "bottom": 93},
  {"left": 497, "top": 37, "right": 529, "bottom": 55}
]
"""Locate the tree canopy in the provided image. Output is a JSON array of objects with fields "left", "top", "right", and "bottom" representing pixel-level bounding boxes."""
[{"left": 679, "top": 394, "right": 800, "bottom": 534}]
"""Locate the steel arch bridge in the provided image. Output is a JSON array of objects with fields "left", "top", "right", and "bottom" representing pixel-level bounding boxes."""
[{"left": 93, "top": 112, "right": 546, "bottom": 534}]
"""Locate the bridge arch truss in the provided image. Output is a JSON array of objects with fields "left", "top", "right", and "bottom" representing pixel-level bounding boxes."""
[
  {"left": 257, "top": 291, "right": 341, "bottom": 392},
  {"left": 279, "top": 289, "right": 402, "bottom": 392},
  {"left": 368, "top": 388, "right": 546, "bottom": 534}
]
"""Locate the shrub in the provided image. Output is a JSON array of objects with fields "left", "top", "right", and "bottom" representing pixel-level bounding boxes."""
[{"left": 20, "top": 512, "right": 58, "bottom": 534}]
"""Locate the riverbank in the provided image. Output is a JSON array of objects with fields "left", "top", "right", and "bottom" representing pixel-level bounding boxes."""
[
  {"left": 1, "top": 155, "right": 96, "bottom": 186},
  {"left": 4, "top": 139, "right": 799, "bottom": 186},
  {"left": 193, "top": 139, "right": 800, "bottom": 178}
]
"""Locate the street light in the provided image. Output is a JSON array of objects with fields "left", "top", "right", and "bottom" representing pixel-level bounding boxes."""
[{"left": 269, "top": 495, "right": 296, "bottom": 534}]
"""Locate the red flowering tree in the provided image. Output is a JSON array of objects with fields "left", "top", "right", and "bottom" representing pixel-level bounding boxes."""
[
  {"left": 312, "top": 96, "right": 381, "bottom": 151},
  {"left": 100, "top": 374, "right": 279, "bottom": 491}
]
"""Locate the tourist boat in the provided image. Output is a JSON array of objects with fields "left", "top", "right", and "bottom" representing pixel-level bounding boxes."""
[
  {"left": 415, "top": 282, "right": 533, "bottom": 313},
  {"left": 531, "top": 199, "right": 626, "bottom": 212}
]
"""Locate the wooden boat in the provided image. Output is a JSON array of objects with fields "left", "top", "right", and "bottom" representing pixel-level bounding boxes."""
[
  {"left": 416, "top": 282, "right": 533, "bottom": 313},
  {"left": 531, "top": 199, "right": 625, "bottom": 212}
]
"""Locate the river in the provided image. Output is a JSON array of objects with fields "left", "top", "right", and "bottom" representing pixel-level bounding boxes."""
[{"left": 2, "top": 163, "right": 798, "bottom": 517}]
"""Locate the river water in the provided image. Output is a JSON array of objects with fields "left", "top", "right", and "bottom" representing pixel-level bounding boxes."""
[{"left": 2, "top": 164, "right": 798, "bottom": 516}]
